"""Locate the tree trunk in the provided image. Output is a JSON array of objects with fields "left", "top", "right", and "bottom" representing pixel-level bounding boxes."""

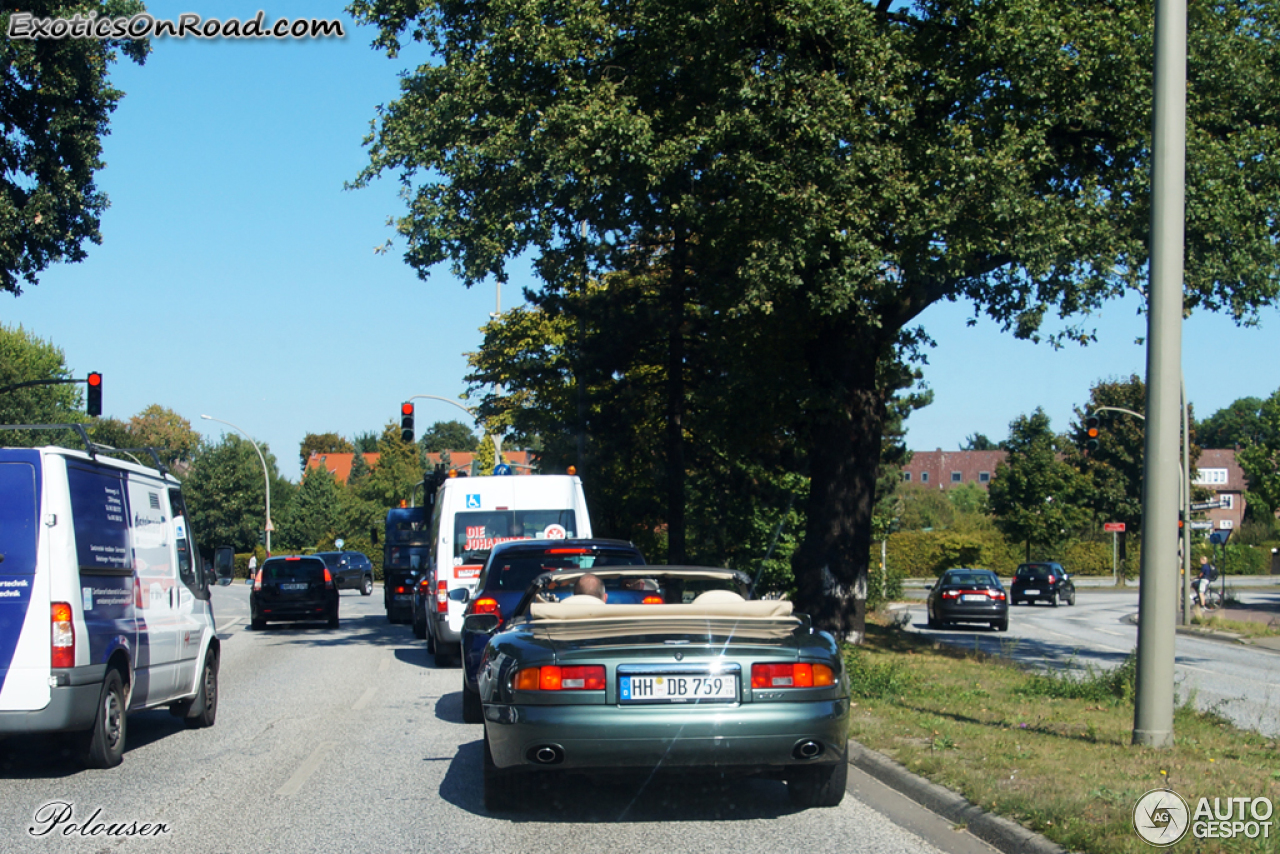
[
  {"left": 665, "top": 236, "right": 687, "bottom": 564},
  {"left": 791, "top": 323, "right": 889, "bottom": 643}
]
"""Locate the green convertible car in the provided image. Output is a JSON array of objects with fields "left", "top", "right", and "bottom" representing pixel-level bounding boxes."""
[{"left": 466, "top": 566, "right": 851, "bottom": 812}]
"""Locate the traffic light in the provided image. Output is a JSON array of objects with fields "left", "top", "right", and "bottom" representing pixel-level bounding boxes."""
[
  {"left": 1085, "top": 412, "right": 1101, "bottom": 451},
  {"left": 400, "top": 401, "right": 415, "bottom": 443},
  {"left": 86, "top": 372, "right": 102, "bottom": 417}
]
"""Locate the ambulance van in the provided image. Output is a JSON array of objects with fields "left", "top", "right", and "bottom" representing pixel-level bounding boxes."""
[
  {"left": 423, "top": 472, "right": 591, "bottom": 665},
  {"left": 0, "top": 443, "right": 221, "bottom": 768}
]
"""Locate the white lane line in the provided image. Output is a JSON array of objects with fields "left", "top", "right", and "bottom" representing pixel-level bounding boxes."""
[
  {"left": 352, "top": 686, "right": 378, "bottom": 711},
  {"left": 276, "top": 741, "right": 336, "bottom": 796}
]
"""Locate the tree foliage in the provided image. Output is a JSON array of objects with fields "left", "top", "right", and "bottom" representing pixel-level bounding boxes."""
[
  {"left": 1197, "top": 396, "right": 1266, "bottom": 449},
  {"left": 1236, "top": 389, "right": 1280, "bottom": 518},
  {"left": 129, "top": 404, "right": 200, "bottom": 469},
  {"left": 418, "top": 420, "right": 478, "bottom": 453},
  {"left": 988, "top": 409, "right": 1087, "bottom": 560},
  {"left": 359, "top": 423, "right": 421, "bottom": 507},
  {"left": 299, "top": 431, "right": 354, "bottom": 472},
  {"left": 0, "top": 323, "right": 83, "bottom": 444},
  {"left": 183, "top": 434, "right": 282, "bottom": 555},
  {"left": 353, "top": 0, "right": 1280, "bottom": 638},
  {"left": 0, "top": 2, "right": 149, "bottom": 294}
]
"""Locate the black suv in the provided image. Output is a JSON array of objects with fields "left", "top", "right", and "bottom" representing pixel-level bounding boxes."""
[
  {"left": 1011, "top": 561, "right": 1076, "bottom": 606},
  {"left": 251, "top": 555, "right": 340, "bottom": 628},
  {"left": 316, "top": 551, "right": 374, "bottom": 596}
]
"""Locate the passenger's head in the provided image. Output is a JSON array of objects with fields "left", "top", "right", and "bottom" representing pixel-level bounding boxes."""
[{"left": 573, "top": 573, "right": 607, "bottom": 602}]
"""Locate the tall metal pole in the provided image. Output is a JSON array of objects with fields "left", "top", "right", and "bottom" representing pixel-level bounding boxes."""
[
  {"left": 1133, "top": 0, "right": 1186, "bottom": 749},
  {"left": 1182, "top": 379, "right": 1192, "bottom": 624},
  {"left": 200, "top": 414, "right": 273, "bottom": 556}
]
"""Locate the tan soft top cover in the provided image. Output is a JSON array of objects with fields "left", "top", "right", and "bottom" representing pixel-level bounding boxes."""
[{"left": 529, "top": 599, "right": 794, "bottom": 621}]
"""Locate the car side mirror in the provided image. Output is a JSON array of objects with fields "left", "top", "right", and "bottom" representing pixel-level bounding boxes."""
[
  {"left": 213, "top": 546, "right": 235, "bottom": 586},
  {"left": 463, "top": 613, "right": 500, "bottom": 635},
  {"left": 448, "top": 587, "right": 470, "bottom": 603}
]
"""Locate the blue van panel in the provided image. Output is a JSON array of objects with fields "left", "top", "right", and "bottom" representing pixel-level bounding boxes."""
[
  {"left": 0, "top": 453, "right": 41, "bottom": 696},
  {"left": 66, "top": 462, "right": 138, "bottom": 666}
]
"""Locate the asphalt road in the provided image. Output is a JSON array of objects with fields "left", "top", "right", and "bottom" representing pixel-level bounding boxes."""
[
  {"left": 0, "top": 584, "right": 1002, "bottom": 854},
  {"left": 900, "top": 586, "right": 1280, "bottom": 737}
]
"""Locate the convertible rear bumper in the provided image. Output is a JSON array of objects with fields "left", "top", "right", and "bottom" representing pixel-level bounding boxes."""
[{"left": 484, "top": 698, "right": 850, "bottom": 772}]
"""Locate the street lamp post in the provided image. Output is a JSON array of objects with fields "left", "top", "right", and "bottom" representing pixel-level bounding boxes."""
[
  {"left": 201, "top": 414, "right": 273, "bottom": 555},
  {"left": 407, "top": 394, "right": 504, "bottom": 463}
]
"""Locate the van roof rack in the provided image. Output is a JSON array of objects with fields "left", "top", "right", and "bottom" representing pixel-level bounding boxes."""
[{"left": 0, "top": 424, "right": 171, "bottom": 477}]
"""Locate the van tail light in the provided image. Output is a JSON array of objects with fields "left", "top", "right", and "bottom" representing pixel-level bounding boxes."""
[
  {"left": 435, "top": 580, "right": 449, "bottom": 614},
  {"left": 253, "top": 569, "right": 263, "bottom": 592},
  {"left": 751, "top": 663, "right": 834, "bottom": 689},
  {"left": 323, "top": 568, "right": 335, "bottom": 589},
  {"left": 514, "top": 665, "right": 605, "bottom": 691},
  {"left": 470, "top": 596, "right": 503, "bottom": 627},
  {"left": 51, "top": 603, "right": 75, "bottom": 668}
]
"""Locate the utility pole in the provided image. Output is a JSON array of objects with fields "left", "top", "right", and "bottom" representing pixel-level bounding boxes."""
[{"left": 1133, "top": 0, "right": 1186, "bottom": 749}]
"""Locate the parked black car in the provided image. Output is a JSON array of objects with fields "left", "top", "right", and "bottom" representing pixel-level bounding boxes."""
[
  {"left": 1010, "top": 561, "right": 1076, "bottom": 606},
  {"left": 453, "top": 538, "right": 647, "bottom": 722},
  {"left": 926, "top": 568, "right": 1008, "bottom": 631},
  {"left": 250, "top": 555, "right": 340, "bottom": 629},
  {"left": 316, "top": 550, "right": 374, "bottom": 595}
]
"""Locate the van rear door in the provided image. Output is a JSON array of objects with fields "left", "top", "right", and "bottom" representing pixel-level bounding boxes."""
[{"left": 0, "top": 452, "right": 42, "bottom": 708}]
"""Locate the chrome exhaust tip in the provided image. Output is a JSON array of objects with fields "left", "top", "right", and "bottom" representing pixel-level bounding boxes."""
[
  {"left": 528, "top": 745, "right": 565, "bottom": 765},
  {"left": 793, "top": 740, "right": 823, "bottom": 760}
]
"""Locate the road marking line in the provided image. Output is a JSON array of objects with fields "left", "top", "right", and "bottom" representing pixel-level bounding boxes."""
[
  {"left": 352, "top": 686, "right": 378, "bottom": 710},
  {"left": 276, "top": 741, "right": 335, "bottom": 796}
]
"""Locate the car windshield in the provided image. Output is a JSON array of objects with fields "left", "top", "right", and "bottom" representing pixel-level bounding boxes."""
[
  {"left": 1017, "top": 565, "right": 1052, "bottom": 577},
  {"left": 264, "top": 558, "right": 325, "bottom": 582}
]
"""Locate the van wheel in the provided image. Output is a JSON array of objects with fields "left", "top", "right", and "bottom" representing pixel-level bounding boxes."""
[
  {"left": 183, "top": 650, "right": 219, "bottom": 729},
  {"left": 81, "top": 669, "right": 127, "bottom": 769},
  {"left": 361, "top": 576, "right": 373, "bottom": 596}
]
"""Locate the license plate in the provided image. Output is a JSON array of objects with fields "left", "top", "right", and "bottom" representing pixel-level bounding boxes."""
[
  {"left": 962, "top": 594, "right": 988, "bottom": 602},
  {"left": 1023, "top": 589, "right": 1040, "bottom": 595},
  {"left": 395, "top": 594, "right": 413, "bottom": 601},
  {"left": 619, "top": 674, "right": 738, "bottom": 704},
  {"left": 280, "top": 583, "right": 308, "bottom": 591}
]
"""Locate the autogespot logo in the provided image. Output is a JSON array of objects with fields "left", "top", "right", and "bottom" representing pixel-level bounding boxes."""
[{"left": 1133, "top": 788, "right": 1191, "bottom": 847}]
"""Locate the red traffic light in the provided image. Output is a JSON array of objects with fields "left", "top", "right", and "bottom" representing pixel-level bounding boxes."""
[
  {"left": 401, "top": 401, "right": 413, "bottom": 416},
  {"left": 86, "top": 372, "right": 102, "bottom": 417},
  {"left": 87, "top": 372, "right": 102, "bottom": 387}
]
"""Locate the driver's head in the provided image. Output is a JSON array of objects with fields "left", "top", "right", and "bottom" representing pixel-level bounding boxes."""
[{"left": 573, "top": 573, "right": 607, "bottom": 602}]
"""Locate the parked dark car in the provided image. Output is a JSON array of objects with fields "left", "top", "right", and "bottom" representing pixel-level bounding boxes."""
[
  {"left": 250, "top": 555, "right": 340, "bottom": 629},
  {"left": 926, "top": 568, "right": 1008, "bottom": 631},
  {"left": 1011, "top": 561, "right": 1075, "bottom": 606},
  {"left": 316, "top": 550, "right": 374, "bottom": 596},
  {"left": 453, "top": 538, "right": 647, "bottom": 722},
  {"left": 469, "top": 565, "right": 849, "bottom": 811}
]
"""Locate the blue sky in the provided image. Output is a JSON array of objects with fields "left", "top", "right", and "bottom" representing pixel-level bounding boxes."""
[{"left": 5, "top": 2, "right": 1279, "bottom": 477}]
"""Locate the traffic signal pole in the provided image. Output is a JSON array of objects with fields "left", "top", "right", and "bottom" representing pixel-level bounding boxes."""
[{"left": 1133, "top": 0, "right": 1186, "bottom": 749}]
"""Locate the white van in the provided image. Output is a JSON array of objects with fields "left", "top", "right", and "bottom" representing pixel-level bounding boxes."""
[
  {"left": 423, "top": 473, "right": 591, "bottom": 665},
  {"left": 0, "top": 443, "right": 222, "bottom": 767}
]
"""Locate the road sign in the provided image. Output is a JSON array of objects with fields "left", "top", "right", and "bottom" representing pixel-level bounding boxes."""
[
  {"left": 1189, "top": 500, "right": 1223, "bottom": 511},
  {"left": 1189, "top": 521, "right": 1213, "bottom": 530},
  {"left": 1103, "top": 522, "right": 1126, "bottom": 533}
]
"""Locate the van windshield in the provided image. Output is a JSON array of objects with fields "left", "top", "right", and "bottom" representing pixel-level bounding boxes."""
[{"left": 453, "top": 510, "right": 579, "bottom": 562}]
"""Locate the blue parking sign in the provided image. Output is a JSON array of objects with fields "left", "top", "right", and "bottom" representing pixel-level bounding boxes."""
[{"left": 466, "top": 494, "right": 481, "bottom": 509}]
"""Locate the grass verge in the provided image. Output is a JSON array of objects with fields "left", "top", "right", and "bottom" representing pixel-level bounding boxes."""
[
  {"left": 1191, "top": 613, "right": 1280, "bottom": 638},
  {"left": 847, "top": 615, "right": 1280, "bottom": 853}
]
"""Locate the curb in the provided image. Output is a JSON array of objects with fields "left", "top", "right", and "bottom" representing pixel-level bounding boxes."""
[
  {"left": 1123, "top": 612, "right": 1280, "bottom": 653},
  {"left": 847, "top": 740, "right": 1069, "bottom": 854}
]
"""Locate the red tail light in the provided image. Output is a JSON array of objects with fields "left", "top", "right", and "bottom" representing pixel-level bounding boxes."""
[
  {"left": 514, "top": 665, "right": 606, "bottom": 691},
  {"left": 435, "top": 580, "right": 448, "bottom": 614},
  {"left": 470, "top": 596, "right": 503, "bottom": 627},
  {"left": 1047, "top": 575, "right": 1056, "bottom": 584},
  {"left": 641, "top": 595, "right": 663, "bottom": 605},
  {"left": 752, "top": 663, "right": 834, "bottom": 689},
  {"left": 323, "top": 568, "right": 335, "bottom": 589},
  {"left": 253, "top": 569, "right": 263, "bottom": 592},
  {"left": 51, "top": 602, "right": 74, "bottom": 668}
]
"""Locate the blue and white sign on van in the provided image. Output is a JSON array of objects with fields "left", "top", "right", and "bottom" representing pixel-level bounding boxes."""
[{"left": 466, "top": 494, "right": 481, "bottom": 509}]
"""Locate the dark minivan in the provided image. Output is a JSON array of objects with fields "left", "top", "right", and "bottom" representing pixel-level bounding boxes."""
[{"left": 251, "top": 556, "right": 340, "bottom": 629}]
